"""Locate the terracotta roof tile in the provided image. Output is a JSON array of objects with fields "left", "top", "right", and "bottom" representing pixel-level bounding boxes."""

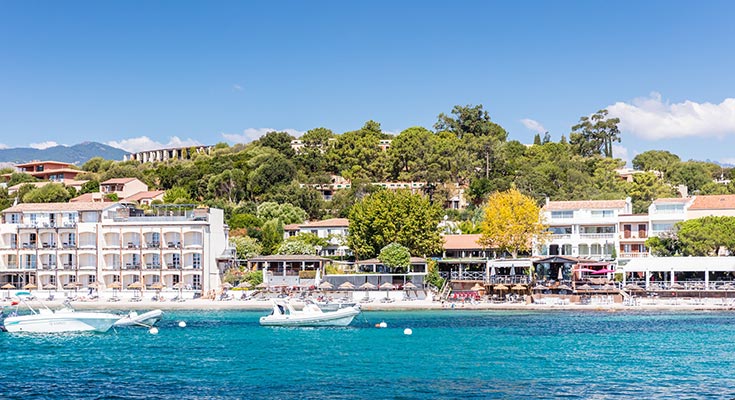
[
  {"left": 3, "top": 202, "right": 117, "bottom": 213},
  {"left": 124, "top": 190, "right": 165, "bottom": 202},
  {"left": 653, "top": 197, "right": 690, "bottom": 204},
  {"left": 443, "top": 234, "right": 484, "bottom": 250},
  {"left": 543, "top": 200, "right": 627, "bottom": 211},
  {"left": 101, "top": 178, "right": 138, "bottom": 185},
  {"left": 690, "top": 194, "right": 735, "bottom": 210},
  {"left": 300, "top": 218, "right": 349, "bottom": 228}
]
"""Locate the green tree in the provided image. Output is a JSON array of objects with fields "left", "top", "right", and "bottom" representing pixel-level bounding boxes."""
[
  {"left": 627, "top": 172, "right": 676, "bottom": 214},
  {"left": 677, "top": 216, "right": 735, "bottom": 256},
  {"left": 257, "top": 131, "right": 295, "bottom": 157},
  {"left": 378, "top": 242, "right": 411, "bottom": 270},
  {"left": 480, "top": 188, "right": 548, "bottom": 258},
  {"left": 8, "top": 173, "right": 37, "bottom": 187},
  {"left": 277, "top": 238, "right": 317, "bottom": 255},
  {"left": 669, "top": 161, "right": 719, "bottom": 193},
  {"left": 434, "top": 104, "right": 508, "bottom": 141},
  {"left": 79, "top": 180, "right": 100, "bottom": 194},
  {"left": 260, "top": 218, "right": 284, "bottom": 255},
  {"left": 230, "top": 235, "right": 262, "bottom": 260},
  {"left": 207, "top": 169, "right": 247, "bottom": 203},
  {"left": 569, "top": 109, "right": 621, "bottom": 158},
  {"left": 631, "top": 150, "right": 681, "bottom": 179},
  {"left": 348, "top": 190, "right": 443, "bottom": 259},
  {"left": 22, "top": 183, "right": 71, "bottom": 203},
  {"left": 256, "top": 202, "right": 308, "bottom": 225},
  {"left": 163, "top": 186, "right": 192, "bottom": 204},
  {"left": 645, "top": 232, "right": 682, "bottom": 257}
]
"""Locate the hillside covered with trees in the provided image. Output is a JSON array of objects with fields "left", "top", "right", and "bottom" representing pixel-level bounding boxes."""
[{"left": 1, "top": 104, "right": 733, "bottom": 257}]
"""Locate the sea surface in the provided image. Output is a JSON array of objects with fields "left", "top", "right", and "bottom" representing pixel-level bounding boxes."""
[{"left": 2, "top": 310, "right": 735, "bottom": 399}]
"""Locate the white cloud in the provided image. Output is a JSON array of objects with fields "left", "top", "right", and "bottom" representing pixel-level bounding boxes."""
[
  {"left": 520, "top": 118, "right": 546, "bottom": 134},
  {"left": 233, "top": 84, "right": 243, "bottom": 91},
  {"left": 106, "top": 136, "right": 203, "bottom": 153},
  {"left": 0, "top": 143, "right": 8, "bottom": 150},
  {"left": 221, "top": 128, "right": 305, "bottom": 144},
  {"left": 29, "top": 141, "right": 61, "bottom": 150},
  {"left": 607, "top": 92, "right": 735, "bottom": 140}
]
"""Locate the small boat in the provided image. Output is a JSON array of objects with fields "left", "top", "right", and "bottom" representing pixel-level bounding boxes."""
[
  {"left": 2, "top": 297, "right": 120, "bottom": 334},
  {"left": 114, "top": 309, "right": 164, "bottom": 327},
  {"left": 317, "top": 299, "right": 358, "bottom": 312},
  {"left": 260, "top": 299, "right": 361, "bottom": 327}
]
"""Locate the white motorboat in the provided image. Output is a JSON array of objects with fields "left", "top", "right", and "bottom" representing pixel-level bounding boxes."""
[
  {"left": 260, "top": 299, "right": 361, "bottom": 327},
  {"left": 2, "top": 297, "right": 120, "bottom": 334},
  {"left": 317, "top": 299, "right": 358, "bottom": 312},
  {"left": 113, "top": 309, "right": 164, "bottom": 327}
]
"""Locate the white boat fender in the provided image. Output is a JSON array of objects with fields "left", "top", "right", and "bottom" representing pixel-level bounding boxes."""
[
  {"left": 149, "top": 327, "right": 159, "bottom": 335},
  {"left": 375, "top": 321, "right": 388, "bottom": 328},
  {"left": 403, "top": 328, "right": 413, "bottom": 336},
  {"left": 178, "top": 321, "right": 187, "bottom": 328}
]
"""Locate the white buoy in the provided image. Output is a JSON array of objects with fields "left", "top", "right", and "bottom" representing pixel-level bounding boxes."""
[
  {"left": 379, "top": 321, "right": 388, "bottom": 328},
  {"left": 178, "top": 321, "right": 187, "bottom": 328},
  {"left": 149, "top": 327, "right": 159, "bottom": 335},
  {"left": 403, "top": 328, "right": 413, "bottom": 336}
]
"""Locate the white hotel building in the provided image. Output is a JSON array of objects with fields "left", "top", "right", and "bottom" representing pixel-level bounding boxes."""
[
  {"left": 0, "top": 202, "right": 229, "bottom": 293},
  {"left": 536, "top": 198, "right": 632, "bottom": 260}
]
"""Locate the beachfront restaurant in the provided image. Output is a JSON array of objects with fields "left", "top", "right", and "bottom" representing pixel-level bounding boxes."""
[
  {"left": 619, "top": 256, "right": 735, "bottom": 292},
  {"left": 248, "top": 254, "right": 330, "bottom": 288}
]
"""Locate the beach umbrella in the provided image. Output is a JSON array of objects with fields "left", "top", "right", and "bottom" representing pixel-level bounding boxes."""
[
  {"left": 43, "top": 283, "right": 58, "bottom": 290},
  {"left": 255, "top": 282, "right": 268, "bottom": 289},
  {"left": 557, "top": 268, "right": 564, "bottom": 281},
  {"left": 403, "top": 282, "right": 418, "bottom": 290},
  {"left": 494, "top": 284, "right": 509, "bottom": 291},
  {"left": 23, "top": 283, "right": 38, "bottom": 290},
  {"left": 511, "top": 284, "right": 526, "bottom": 291},
  {"left": 108, "top": 281, "right": 122, "bottom": 289},
  {"left": 470, "top": 283, "right": 484, "bottom": 291},
  {"left": 601, "top": 284, "right": 617, "bottom": 291},
  {"left": 556, "top": 284, "right": 572, "bottom": 291},
  {"left": 237, "top": 281, "right": 253, "bottom": 289},
  {"left": 670, "top": 282, "right": 684, "bottom": 290},
  {"left": 510, "top": 265, "right": 516, "bottom": 276},
  {"left": 338, "top": 281, "right": 355, "bottom": 290},
  {"left": 577, "top": 284, "right": 593, "bottom": 292},
  {"left": 151, "top": 282, "right": 165, "bottom": 290},
  {"left": 318, "top": 281, "right": 334, "bottom": 290},
  {"left": 63, "top": 282, "right": 77, "bottom": 290},
  {"left": 1, "top": 283, "right": 16, "bottom": 289},
  {"left": 127, "top": 281, "right": 144, "bottom": 290},
  {"left": 172, "top": 282, "right": 185, "bottom": 289},
  {"left": 379, "top": 282, "right": 395, "bottom": 290},
  {"left": 359, "top": 282, "right": 377, "bottom": 290},
  {"left": 591, "top": 268, "right": 615, "bottom": 275},
  {"left": 88, "top": 281, "right": 101, "bottom": 289},
  {"left": 490, "top": 266, "right": 496, "bottom": 276},
  {"left": 624, "top": 283, "right": 644, "bottom": 292},
  {"left": 532, "top": 284, "right": 548, "bottom": 291}
]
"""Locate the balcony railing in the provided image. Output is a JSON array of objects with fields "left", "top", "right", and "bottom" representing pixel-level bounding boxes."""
[
  {"left": 579, "top": 233, "right": 615, "bottom": 239},
  {"left": 619, "top": 252, "right": 649, "bottom": 258}
]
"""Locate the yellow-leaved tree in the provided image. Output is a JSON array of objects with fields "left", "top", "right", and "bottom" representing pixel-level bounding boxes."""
[{"left": 479, "top": 188, "right": 548, "bottom": 258}]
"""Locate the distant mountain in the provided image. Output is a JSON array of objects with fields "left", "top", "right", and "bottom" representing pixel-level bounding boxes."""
[{"left": 0, "top": 142, "right": 127, "bottom": 165}]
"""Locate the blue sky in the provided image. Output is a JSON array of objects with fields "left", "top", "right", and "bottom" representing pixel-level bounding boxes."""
[{"left": 2, "top": 1, "right": 735, "bottom": 165}]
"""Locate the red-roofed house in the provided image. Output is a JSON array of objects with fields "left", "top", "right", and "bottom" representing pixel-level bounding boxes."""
[
  {"left": 100, "top": 178, "right": 148, "bottom": 199},
  {"left": 3, "top": 161, "right": 81, "bottom": 182}
]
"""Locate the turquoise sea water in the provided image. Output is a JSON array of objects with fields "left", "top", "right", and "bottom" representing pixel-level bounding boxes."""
[{"left": 2, "top": 310, "right": 735, "bottom": 399}]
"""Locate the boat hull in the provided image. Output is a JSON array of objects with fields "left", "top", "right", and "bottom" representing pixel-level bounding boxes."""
[
  {"left": 260, "top": 307, "right": 360, "bottom": 327},
  {"left": 114, "top": 310, "right": 164, "bottom": 327},
  {"left": 3, "top": 312, "right": 120, "bottom": 333}
]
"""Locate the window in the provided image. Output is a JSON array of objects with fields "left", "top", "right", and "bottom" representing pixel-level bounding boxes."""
[
  {"left": 655, "top": 204, "right": 684, "bottom": 213},
  {"left": 30, "top": 214, "right": 37, "bottom": 225},
  {"left": 193, "top": 254, "right": 201, "bottom": 269},
  {"left": 9, "top": 214, "right": 20, "bottom": 224},
  {"left": 68, "top": 233, "right": 76, "bottom": 246},
  {"left": 66, "top": 213, "right": 77, "bottom": 223},
  {"left": 591, "top": 210, "right": 614, "bottom": 218},
  {"left": 551, "top": 211, "right": 573, "bottom": 219},
  {"left": 172, "top": 254, "right": 181, "bottom": 269},
  {"left": 652, "top": 223, "right": 674, "bottom": 232},
  {"left": 192, "top": 275, "right": 201, "bottom": 289},
  {"left": 549, "top": 227, "right": 572, "bottom": 235}
]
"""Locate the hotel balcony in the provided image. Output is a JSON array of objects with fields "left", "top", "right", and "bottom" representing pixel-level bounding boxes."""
[
  {"left": 579, "top": 233, "right": 615, "bottom": 239},
  {"left": 618, "top": 252, "right": 650, "bottom": 259}
]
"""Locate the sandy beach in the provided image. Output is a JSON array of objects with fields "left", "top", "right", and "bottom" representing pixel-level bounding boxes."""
[{"left": 4, "top": 296, "right": 735, "bottom": 312}]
